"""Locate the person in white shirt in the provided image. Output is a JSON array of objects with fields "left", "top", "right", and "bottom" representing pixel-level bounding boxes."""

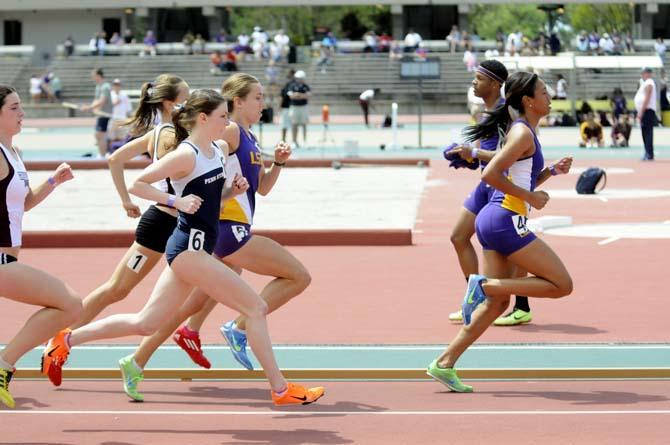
[
  {"left": 29, "top": 75, "right": 42, "bottom": 102},
  {"left": 404, "top": 29, "right": 422, "bottom": 52},
  {"left": 358, "top": 88, "right": 380, "bottom": 127},
  {"left": 274, "top": 29, "right": 290, "bottom": 61},
  {"left": 109, "top": 79, "right": 132, "bottom": 145},
  {"left": 555, "top": 74, "right": 567, "bottom": 99},
  {"left": 654, "top": 37, "right": 666, "bottom": 58},
  {"left": 635, "top": 67, "right": 658, "bottom": 160},
  {"left": 599, "top": 33, "right": 614, "bottom": 55}
]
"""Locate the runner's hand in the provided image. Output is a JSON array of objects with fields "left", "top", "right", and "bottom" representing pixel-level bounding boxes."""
[
  {"left": 175, "top": 194, "right": 203, "bottom": 214},
  {"left": 528, "top": 190, "right": 550, "bottom": 210}
]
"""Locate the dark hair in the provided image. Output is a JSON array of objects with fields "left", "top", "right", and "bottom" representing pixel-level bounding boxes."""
[
  {"left": 0, "top": 85, "right": 17, "bottom": 110},
  {"left": 94, "top": 68, "right": 104, "bottom": 77},
  {"left": 171, "top": 89, "right": 227, "bottom": 147},
  {"left": 464, "top": 71, "right": 538, "bottom": 143},
  {"left": 479, "top": 59, "right": 508, "bottom": 83},
  {"left": 557, "top": 74, "right": 564, "bottom": 80},
  {"left": 124, "top": 73, "right": 187, "bottom": 136}
]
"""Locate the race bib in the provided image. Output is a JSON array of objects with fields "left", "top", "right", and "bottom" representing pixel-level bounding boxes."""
[
  {"left": 188, "top": 229, "right": 205, "bottom": 251},
  {"left": 511, "top": 215, "right": 530, "bottom": 237},
  {"left": 126, "top": 252, "right": 148, "bottom": 273}
]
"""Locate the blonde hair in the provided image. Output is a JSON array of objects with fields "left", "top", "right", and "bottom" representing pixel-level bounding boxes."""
[
  {"left": 221, "top": 73, "right": 260, "bottom": 113},
  {"left": 125, "top": 73, "right": 187, "bottom": 136}
]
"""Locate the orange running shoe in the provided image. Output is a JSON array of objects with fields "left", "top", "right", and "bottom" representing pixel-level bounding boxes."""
[
  {"left": 272, "top": 382, "right": 325, "bottom": 406},
  {"left": 41, "top": 328, "right": 71, "bottom": 386},
  {"left": 173, "top": 325, "right": 211, "bottom": 369}
]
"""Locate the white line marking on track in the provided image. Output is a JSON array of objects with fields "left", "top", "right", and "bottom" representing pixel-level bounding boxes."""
[
  {"left": 598, "top": 237, "right": 621, "bottom": 245},
  {"left": 2, "top": 410, "right": 670, "bottom": 416}
]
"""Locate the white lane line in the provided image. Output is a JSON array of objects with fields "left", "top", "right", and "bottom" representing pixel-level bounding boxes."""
[
  {"left": 598, "top": 237, "right": 621, "bottom": 245},
  {"left": 2, "top": 410, "right": 670, "bottom": 416},
  {"left": 25, "top": 345, "right": 670, "bottom": 351}
]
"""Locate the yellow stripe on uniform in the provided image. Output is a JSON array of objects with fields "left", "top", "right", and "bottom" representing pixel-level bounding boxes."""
[{"left": 220, "top": 198, "right": 250, "bottom": 224}]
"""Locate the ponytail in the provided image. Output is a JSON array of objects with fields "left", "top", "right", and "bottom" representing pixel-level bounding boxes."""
[
  {"left": 463, "top": 102, "right": 511, "bottom": 143},
  {"left": 123, "top": 74, "right": 187, "bottom": 136},
  {"left": 171, "top": 106, "right": 190, "bottom": 147}
]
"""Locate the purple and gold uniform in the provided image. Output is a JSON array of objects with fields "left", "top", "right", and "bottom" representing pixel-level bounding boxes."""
[
  {"left": 463, "top": 100, "right": 505, "bottom": 215},
  {"left": 475, "top": 119, "right": 544, "bottom": 256},
  {"left": 214, "top": 124, "right": 262, "bottom": 258}
]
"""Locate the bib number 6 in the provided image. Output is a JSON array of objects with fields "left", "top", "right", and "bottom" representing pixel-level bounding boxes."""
[
  {"left": 511, "top": 215, "right": 530, "bottom": 237},
  {"left": 188, "top": 229, "right": 205, "bottom": 251}
]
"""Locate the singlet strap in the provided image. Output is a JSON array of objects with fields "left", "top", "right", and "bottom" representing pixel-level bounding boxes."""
[
  {"left": 512, "top": 119, "right": 539, "bottom": 160},
  {"left": 181, "top": 140, "right": 199, "bottom": 154}
]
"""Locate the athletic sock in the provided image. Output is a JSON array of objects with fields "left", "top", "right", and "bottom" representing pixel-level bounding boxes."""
[
  {"left": 183, "top": 325, "right": 199, "bottom": 335},
  {"left": 514, "top": 296, "right": 530, "bottom": 312}
]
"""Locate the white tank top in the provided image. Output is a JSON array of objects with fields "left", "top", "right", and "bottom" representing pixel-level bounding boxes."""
[
  {"left": 0, "top": 143, "right": 29, "bottom": 247},
  {"left": 152, "top": 123, "right": 175, "bottom": 195}
]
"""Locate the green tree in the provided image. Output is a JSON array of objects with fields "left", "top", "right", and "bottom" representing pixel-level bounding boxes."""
[
  {"left": 469, "top": 5, "right": 547, "bottom": 40},
  {"left": 228, "top": 5, "right": 389, "bottom": 45},
  {"left": 565, "top": 4, "right": 633, "bottom": 33}
]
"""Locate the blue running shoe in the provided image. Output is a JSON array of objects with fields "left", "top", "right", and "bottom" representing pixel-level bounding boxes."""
[
  {"left": 220, "top": 321, "right": 254, "bottom": 370},
  {"left": 461, "top": 274, "right": 488, "bottom": 325}
]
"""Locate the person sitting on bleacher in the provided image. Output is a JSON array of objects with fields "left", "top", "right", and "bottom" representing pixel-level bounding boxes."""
[
  {"left": 579, "top": 112, "right": 604, "bottom": 148},
  {"left": 141, "top": 30, "right": 157, "bottom": 57}
]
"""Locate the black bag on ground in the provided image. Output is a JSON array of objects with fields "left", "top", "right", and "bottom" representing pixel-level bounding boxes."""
[{"left": 576, "top": 167, "right": 607, "bottom": 194}]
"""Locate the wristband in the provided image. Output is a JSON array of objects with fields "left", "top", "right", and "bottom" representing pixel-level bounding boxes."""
[
  {"left": 471, "top": 148, "right": 479, "bottom": 159},
  {"left": 273, "top": 161, "right": 285, "bottom": 167},
  {"left": 549, "top": 164, "right": 558, "bottom": 176},
  {"left": 47, "top": 177, "right": 57, "bottom": 186},
  {"left": 166, "top": 194, "right": 176, "bottom": 208}
]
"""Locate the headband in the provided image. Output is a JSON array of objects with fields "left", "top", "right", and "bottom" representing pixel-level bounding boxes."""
[{"left": 477, "top": 66, "right": 505, "bottom": 84}]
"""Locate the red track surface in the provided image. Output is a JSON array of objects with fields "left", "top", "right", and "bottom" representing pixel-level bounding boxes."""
[
  {"left": 2, "top": 159, "right": 669, "bottom": 344},
  {"left": 3, "top": 380, "right": 669, "bottom": 444}
]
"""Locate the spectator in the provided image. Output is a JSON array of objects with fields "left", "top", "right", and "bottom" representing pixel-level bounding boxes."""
[
  {"left": 251, "top": 26, "right": 268, "bottom": 59},
  {"left": 520, "top": 38, "right": 534, "bottom": 56},
  {"left": 610, "top": 87, "right": 628, "bottom": 122},
  {"left": 576, "top": 31, "right": 588, "bottom": 53},
  {"left": 612, "top": 32, "right": 624, "bottom": 55},
  {"left": 80, "top": 68, "right": 113, "bottom": 158},
  {"left": 108, "top": 78, "right": 132, "bottom": 148},
  {"left": 141, "top": 30, "right": 157, "bottom": 57},
  {"left": 363, "top": 31, "right": 378, "bottom": 53},
  {"left": 404, "top": 28, "right": 422, "bottom": 53},
  {"left": 495, "top": 28, "right": 505, "bottom": 50},
  {"left": 274, "top": 29, "right": 290, "bottom": 60},
  {"left": 209, "top": 50, "right": 224, "bottom": 74},
  {"left": 40, "top": 70, "right": 56, "bottom": 102},
  {"left": 659, "top": 68, "right": 669, "bottom": 113},
  {"left": 358, "top": 88, "right": 380, "bottom": 127},
  {"left": 63, "top": 35, "right": 75, "bottom": 57},
  {"left": 29, "top": 74, "right": 42, "bottom": 103},
  {"left": 182, "top": 31, "right": 195, "bottom": 54},
  {"left": 554, "top": 74, "right": 568, "bottom": 100},
  {"left": 279, "top": 69, "right": 295, "bottom": 141},
  {"left": 224, "top": 50, "right": 238, "bottom": 71},
  {"left": 265, "top": 59, "right": 280, "bottom": 103},
  {"left": 654, "top": 37, "right": 666, "bottom": 58},
  {"left": 288, "top": 70, "right": 311, "bottom": 147},
  {"left": 625, "top": 32, "right": 635, "bottom": 53},
  {"left": 588, "top": 31, "right": 599, "bottom": 54},
  {"left": 88, "top": 33, "right": 99, "bottom": 56},
  {"left": 459, "top": 31, "right": 471, "bottom": 52},
  {"left": 193, "top": 34, "right": 206, "bottom": 54},
  {"left": 378, "top": 32, "right": 392, "bottom": 52},
  {"left": 48, "top": 72, "right": 62, "bottom": 100},
  {"left": 446, "top": 25, "right": 461, "bottom": 54},
  {"left": 216, "top": 28, "right": 230, "bottom": 43},
  {"left": 96, "top": 32, "right": 107, "bottom": 56},
  {"left": 316, "top": 37, "right": 334, "bottom": 74},
  {"left": 549, "top": 33, "right": 561, "bottom": 55},
  {"left": 611, "top": 113, "right": 632, "bottom": 147},
  {"left": 109, "top": 32, "right": 122, "bottom": 45},
  {"left": 579, "top": 112, "right": 604, "bottom": 148},
  {"left": 123, "top": 28, "right": 134, "bottom": 44},
  {"left": 634, "top": 67, "right": 657, "bottom": 160},
  {"left": 599, "top": 33, "right": 615, "bottom": 55},
  {"left": 462, "top": 45, "right": 477, "bottom": 72},
  {"left": 389, "top": 40, "right": 402, "bottom": 61},
  {"left": 237, "top": 31, "right": 252, "bottom": 56}
]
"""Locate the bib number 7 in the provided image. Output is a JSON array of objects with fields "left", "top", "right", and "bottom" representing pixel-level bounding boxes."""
[
  {"left": 511, "top": 215, "right": 530, "bottom": 237},
  {"left": 188, "top": 229, "right": 205, "bottom": 251}
]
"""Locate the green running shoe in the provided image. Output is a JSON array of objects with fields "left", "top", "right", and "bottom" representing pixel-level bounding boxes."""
[
  {"left": 426, "top": 360, "right": 473, "bottom": 393},
  {"left": 448, "top": 309, "right": 463, "bottom": 322},
  {"left": 119, "top": 355, "right": 144, "bottom": 402},
  {"left": 0, "top": 368, "right": 15, "bottom": 408},
  {"left": 494, "top": 309, "right": 532, "bottom": 326}
]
